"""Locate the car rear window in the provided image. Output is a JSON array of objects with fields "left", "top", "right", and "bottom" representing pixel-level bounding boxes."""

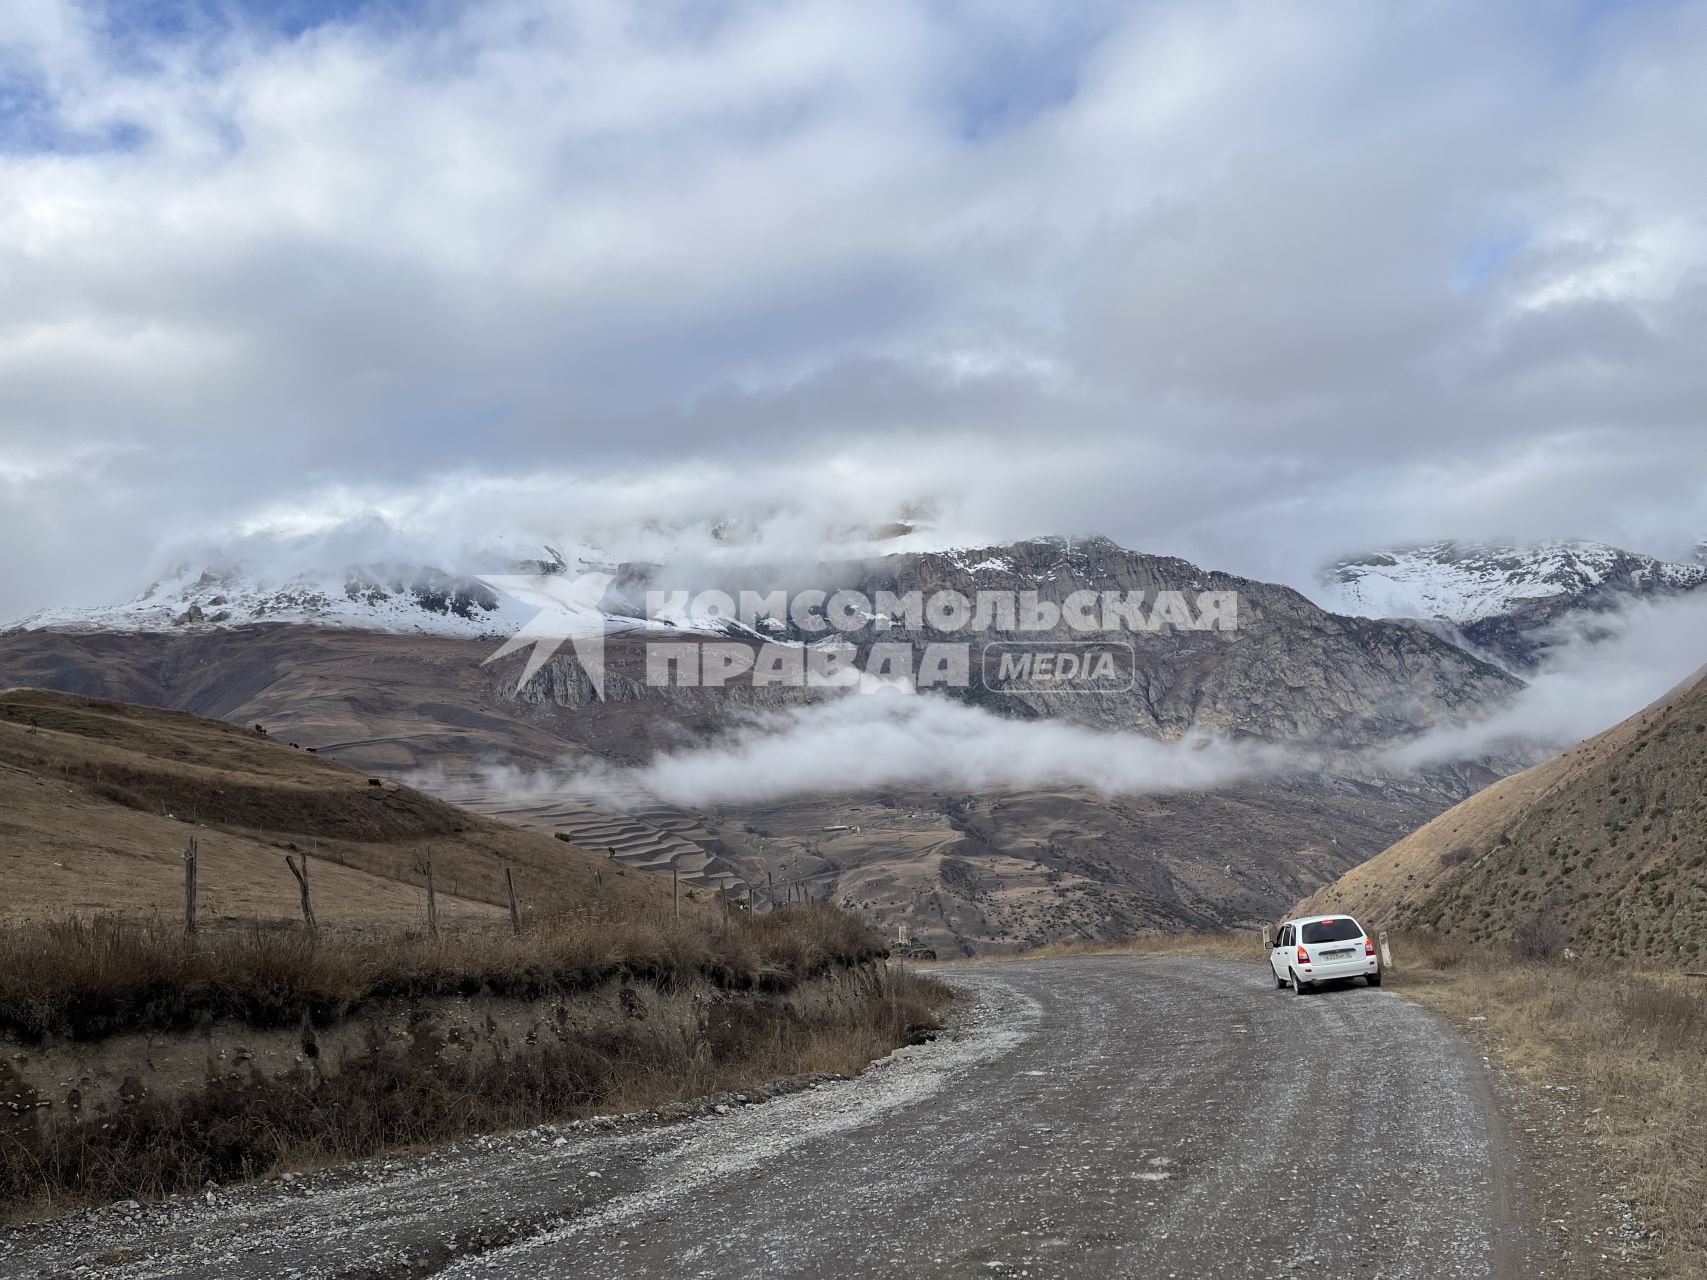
[{"left": 1302, "top": 918, "right": 1363, "bottom": 944}]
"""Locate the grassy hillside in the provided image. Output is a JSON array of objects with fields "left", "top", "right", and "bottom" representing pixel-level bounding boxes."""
[
  {"left": 0, "top": 689, "right": 954, "bottom": 1219},
  {"left": 1298, "top": 668, "right": 1707, "bottom": 963},
  {"left": 0, "top": 687, "right": 681, "bottom": 927}
]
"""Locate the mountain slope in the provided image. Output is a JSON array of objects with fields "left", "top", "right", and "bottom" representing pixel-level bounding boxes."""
[
  {"left": 1323, "top": 539, "right": 1707, "bottom": 670},
  {"left": 808, "top": 536, "right": 1520, "bottom": 745},
  {"left": 0, "top": 535, "right": 1528, "bottom": 952},
  {"left": 1296, "top": 667, "right": 1707, "bottom": 963},
  {"left": 0, "top": 688, "right": 674, "bottom": 926}
]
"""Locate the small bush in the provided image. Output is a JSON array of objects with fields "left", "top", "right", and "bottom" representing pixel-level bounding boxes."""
[{"left": 1513, "top": 911, "right": 1569, "bottom": 960}]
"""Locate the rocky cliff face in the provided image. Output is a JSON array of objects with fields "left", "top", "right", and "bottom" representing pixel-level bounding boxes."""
[{"left": 597, "top": 535, "right": 1521, "bottom": 748}]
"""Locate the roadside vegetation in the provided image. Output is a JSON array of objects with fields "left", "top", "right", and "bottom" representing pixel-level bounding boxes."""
[
  {"left": 0, "top": 907, "right": 951, "bottom": 1220},
  {"left": 1386, "top": 932, "right": 1705, "bottom": 1277},
  {"left": 0, "top": 907, "right": 889, "bottom": 1043}
]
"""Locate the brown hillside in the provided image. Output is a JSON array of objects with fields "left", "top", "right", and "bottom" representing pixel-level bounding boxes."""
[
  {"left": 1297, "top": 668, "right": 1707, "bottom": 963},
  {"left": 0, "top": 689, "right": 680, "bottom": 927}
]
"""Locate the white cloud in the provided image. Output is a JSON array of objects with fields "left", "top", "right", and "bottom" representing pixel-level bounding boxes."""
[
  {"left": 1378, "top": 591, "right": 1707, "bottom": 770},
  {"left": 466, "top": 683, "right": 1295, "bottom": 810},
  {"left": 2, "top": 0, "right": 1707, "bottom": 617}
]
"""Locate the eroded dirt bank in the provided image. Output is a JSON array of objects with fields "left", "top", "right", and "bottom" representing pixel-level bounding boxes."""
[{"left": 1, "top": 959, "right": 943, "bottom": 1221}]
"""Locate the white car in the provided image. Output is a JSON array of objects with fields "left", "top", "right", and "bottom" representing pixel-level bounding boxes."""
[{"left": 1268, "top": 914, "right": 1381, "bottom": 994}]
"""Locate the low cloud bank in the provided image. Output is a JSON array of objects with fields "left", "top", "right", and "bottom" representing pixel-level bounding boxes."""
[
  {"left": 481, "top": 687, "right": 1300, "bottom": 810},
  {"left": 452, "top": 592, "right": 1707, "bottom": 811},
  {"left": 1378, "top": 592, "right": 1707, "bottom": 769}
]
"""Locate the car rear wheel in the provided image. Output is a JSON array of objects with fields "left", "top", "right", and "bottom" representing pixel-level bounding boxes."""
[
  {"left": 1291, "top": 970, "right": 1310, "bottom": 996},
  {"left": 1366, "top": 972, "right": 1382, "bottom": 987}
]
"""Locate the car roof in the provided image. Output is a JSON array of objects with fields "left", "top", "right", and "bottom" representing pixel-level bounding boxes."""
[{"left": 1282, "top": 913, "right": 1362, "bottom": 926}]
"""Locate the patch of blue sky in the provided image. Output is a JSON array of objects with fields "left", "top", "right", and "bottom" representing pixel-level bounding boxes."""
[
  {"left": 1457, "top": 231, "right": 1529, "bottom": 292},
  {"left": 0, "top": 68, "right": 147, "bottom": 155},
  {"left": 938, "top": 1, "right": 1121, "bottom": 141},
  {"left": 101, "top": 0, "right": 434, "bottom": 44},
  {"left": 1574, "top": 0, "right": 1680, "bottom": 28}
]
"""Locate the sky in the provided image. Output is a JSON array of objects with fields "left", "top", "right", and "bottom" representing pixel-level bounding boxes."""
[{"left": 3, "top": 0, "right": 1707, "bottom": 619}]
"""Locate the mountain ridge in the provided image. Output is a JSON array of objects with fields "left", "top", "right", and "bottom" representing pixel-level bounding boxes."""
[
  {"left": 0, "top": 535, "right": 1530, "bottom": 953},
  {"left": 1322, "top": 538, "right": 1707, "bottom": 670}
]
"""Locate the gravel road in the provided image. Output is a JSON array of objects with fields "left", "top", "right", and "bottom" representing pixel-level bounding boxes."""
[{"left": 0, "top": 956, "right": 1543, "bottom": 1279}]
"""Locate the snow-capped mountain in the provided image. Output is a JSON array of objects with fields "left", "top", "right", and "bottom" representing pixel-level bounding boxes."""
[
  {"left": 8, "top": 561, "right": 537, "bottom": 638},
  {"left": 1321, "top": 539, "right": 1707, "bottom": 670},
  {"left": 3, "top": 546, "right": 790, "bottom": 642},
  {"left": 1324, "top": 539, "right": 1707, "bottom": 624}
]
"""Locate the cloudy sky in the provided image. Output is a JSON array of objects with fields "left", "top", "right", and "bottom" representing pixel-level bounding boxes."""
[{"left": 3, "top": 0, "right": 1706, "bottom": 619}]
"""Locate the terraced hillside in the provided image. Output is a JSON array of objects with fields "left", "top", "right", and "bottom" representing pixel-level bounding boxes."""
[{"left": 440, "top": 781, "right": 757, "bottom": 897}]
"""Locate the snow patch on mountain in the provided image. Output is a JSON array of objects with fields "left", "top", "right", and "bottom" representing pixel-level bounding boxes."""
[
  {"left": 3, "top": 544, "right": 789, "bottom": 643},
  {"left": 8, "top": 562, "right": 544, "bottom": 638},
  {"left": 1321, "top": 539, "right": 1707, "bottom": 624}
]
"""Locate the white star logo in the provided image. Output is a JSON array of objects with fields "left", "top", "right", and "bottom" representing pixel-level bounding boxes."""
[{"left": 479, "top": 570, "right": 615, "bottom": 695}]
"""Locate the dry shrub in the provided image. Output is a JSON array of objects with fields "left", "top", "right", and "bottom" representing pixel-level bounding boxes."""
[
  {"left": 0, "top": 963, "right": 953, "bottom": 1216},
  {"left": 1512, "top": 911, "right": 1570, "bottom": 960},
  {"left": 0, "top": 905, "right": 889, "bottom": 1044},
  {"left": 1384, "top": 929, "right": 1471, "bottom": 974}
]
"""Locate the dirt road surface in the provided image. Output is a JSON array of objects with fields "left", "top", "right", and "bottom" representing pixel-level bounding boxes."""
[{"left": 0, "top": 956, "right": 1546, "bottom": 1278}]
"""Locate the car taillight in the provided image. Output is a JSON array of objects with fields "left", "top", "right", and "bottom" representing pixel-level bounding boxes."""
[
  {"left": 1364, "top": 937, "right": 1376, "bottom": 956},
  {"left": 1296, "top": 945, "right": 1309, "bottom": 965}
]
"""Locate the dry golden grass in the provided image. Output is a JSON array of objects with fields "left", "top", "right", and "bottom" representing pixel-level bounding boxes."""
[
  {"left": 1386, "top": 933, "right": 1706, "bottom": 1277},
  {"left": 0, "top": 905, "right": 887, "bottom": 1043},
  {"left": 0, "top": 688, "right": 686, "bottom": 926},
  {"left": 0, "top": 691, "right": 961, "bottom": 1220}
]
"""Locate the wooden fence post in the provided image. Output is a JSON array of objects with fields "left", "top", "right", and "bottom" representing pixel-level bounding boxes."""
[
  {"left": 672, "top": 865, "right": 680, "bottom": 922},
  {"left": 183, "top": 837, "right": 198, "bottom": 936},
  {"left": 767, "top": 871, "right": 775, "bottom": 912},
  {"left": 721, "top": 882, "right": 729, "bottom": 930},
  {"left": 1378, "top": 929, "right": 1392, "bottom": 970},
  {"left": 285, "top": 849, "right": 317, "bottom": 934},
  {"left": 425, "top": 852, "right": 439, "bottom": 940},
  {"left": 505, "top": 866, "right": 522, "bottom": 935}
]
